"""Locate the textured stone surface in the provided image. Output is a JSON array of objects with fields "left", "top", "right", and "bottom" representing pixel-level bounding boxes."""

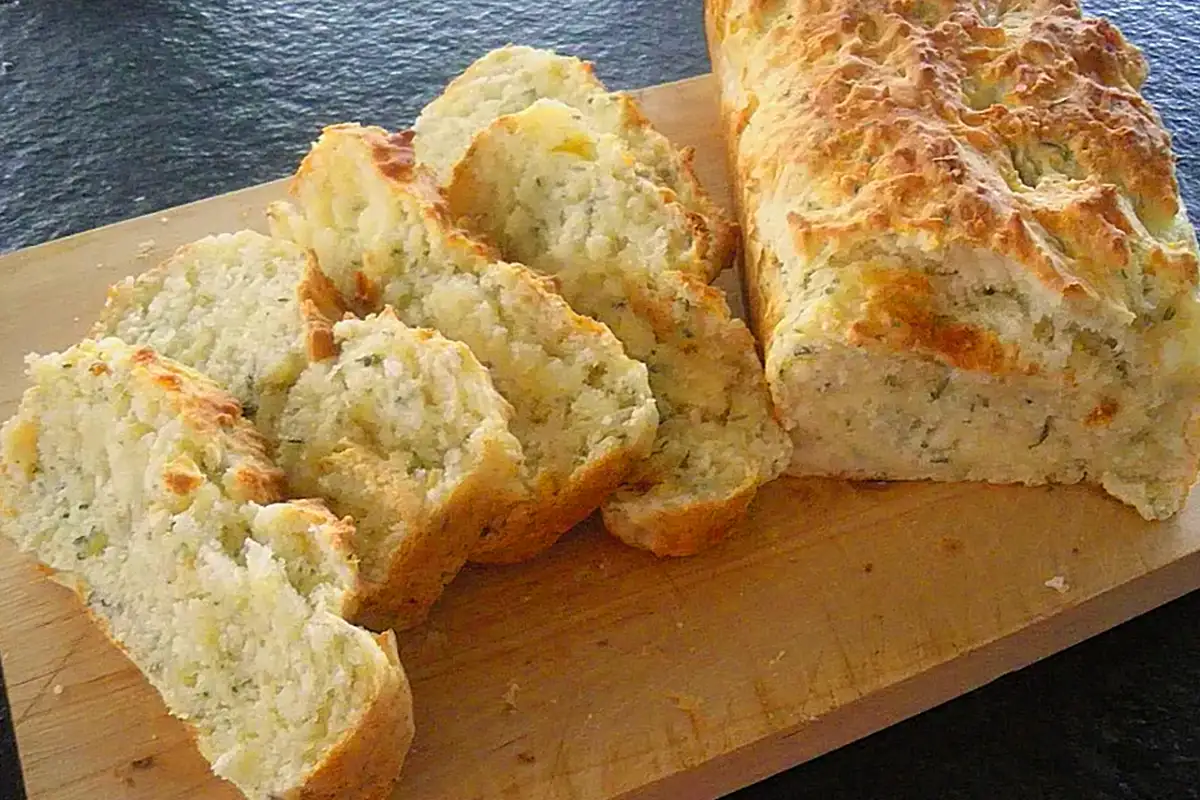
[{"left": 0, "top": 1, "right": 1198, "bottom": 798}]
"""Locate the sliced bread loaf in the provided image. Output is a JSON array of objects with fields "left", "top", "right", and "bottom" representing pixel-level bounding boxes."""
[
  {"left": 94, "top": 230, "right": 525, "bottom": 628},
  {"left": 268, "top": 124, "right": 659, "bottom": 564},
  {"left": 446, "top": 100, "right": 792, "bottom": 556},
  {"left": 412, "top": 44, "right": 735, "bottom": 281},
  {"left": 0, "top": 338, "right": 412, "bottom": 800},
  {"left": 278, "top": 310, "right": 524, "bottom": 628}
]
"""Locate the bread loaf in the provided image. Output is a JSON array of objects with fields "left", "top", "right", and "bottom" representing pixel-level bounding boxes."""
[
  {"left": 268, "top": 124, "right": 658, "bottom": 563},
  {"left": 412, "top": 44, "right": 735, "bottom": 281},
  {"left": 0, "top": 338, "right": 412, "bottom": 800},
  {"left": 446, "top": 100, "right": 791, "bottom": 556},
  {"left": 707, "top": 0, "right": 1200, "bottom": 518},
  {"left": 95, "top": 230, "right": 525, "bottom": 628}
]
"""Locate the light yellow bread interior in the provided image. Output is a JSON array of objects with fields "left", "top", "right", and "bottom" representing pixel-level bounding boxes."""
[
  {"left": 0, "top": 338, "right": 412, "bottom": 800},
  {"left": 412, "top": 44, "right": 735, "bottom": 280},
  {"left": 446, "top": 99, "right": 791, "bottom": 555},
  {"left": 95, "top": 230, "right": 345, "bottom": 434},
  {"left": 95, "top": 230, "right": 528, "bottom": 626},
  {"left": 268, "top": 124, "right": 659, "bottom": 564},
  {"left": 278, "top": 311, "right": 524, "bottom": 627}
]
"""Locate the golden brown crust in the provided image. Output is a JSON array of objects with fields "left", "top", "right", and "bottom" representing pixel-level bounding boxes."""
[
  {"left": 297, "top": 254, "right": 349, "bottom": 363},
  {"left": 846, "top": 268, "right": 1035, "bottom": 374},
  {"left": 309, "top": 440, "right": 511, "bottom": 630},
  {"left": 469, "top": 440, "right": 634, "bottom": 565},
  {"left": 601, "top": 481, "right": 757, "bottom": 558},
  {"left": 127, "top": 345, "right": 288, "bottom": 504},
  {"left": 709, "top": 0, "right": 1199, "bottom": 337},
  {"left": 286, "top": 630, "right": 414, "bottom": 800}
]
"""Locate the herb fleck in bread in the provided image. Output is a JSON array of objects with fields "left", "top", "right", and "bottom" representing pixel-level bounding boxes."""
[
  {"left": 412, "top": 44, "right": 735, "bottom": 281},
  {"left": 446, "top": 100, "right": 791, "bottom": 556},
  {"left": 0, "top": 338, "right": 412, "bottom": 800},
  {"left": 268, "top": 124, "right": 659, "bottom": 564},
  {"left": 94, "top": 230, "right": 525, "bottom": 628},
  {"left": 278, "top": 310, "right": 524, "bottom": 628},
  {"left": 707, "top": 0, "right": 1200, "bottom": 518}
]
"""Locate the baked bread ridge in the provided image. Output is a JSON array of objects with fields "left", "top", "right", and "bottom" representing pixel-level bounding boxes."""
[
  {"left": 278, "top": 310, "right": 525, "bottom": 629},
  {"left": 0, "top": 338, "right": 413, "bottom": 800},
  {"left": 707, "top": 0, "right": 1200, "bottom": 518},
  {"left": 446, "top": 99, "right": 792, "bottom": 556},
  {"left": 411, "top": 43, "right": 736, "bottom": 281},
  {"left": 267, "top": 123, "right": 659, "bottom": 564}
]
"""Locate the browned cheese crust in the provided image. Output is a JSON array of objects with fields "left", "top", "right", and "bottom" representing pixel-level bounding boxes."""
[{"left": 708, "top": 0, "right": 1197, "bottom": 364}]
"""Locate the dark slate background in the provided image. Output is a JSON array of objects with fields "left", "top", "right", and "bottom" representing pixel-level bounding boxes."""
[{"left": 1, "top": 1, "right": 1198, "bottom": 798}]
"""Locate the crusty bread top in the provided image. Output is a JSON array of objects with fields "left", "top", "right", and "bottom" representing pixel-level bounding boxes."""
[
  {"left": 708, "top": 0, "right": 1200, "bottom": 365},
  {"left": 413, "top": 44, "right": 736, "bottom": 279}
]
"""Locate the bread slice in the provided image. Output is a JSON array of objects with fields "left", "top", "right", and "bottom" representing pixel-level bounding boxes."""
[
  {"left": 707, "top": 0, "right": 1200, "bottom": 518},
  {"left": 94, "top": 230, "right": 525, "bottom": 628},
  {"left": 267, "top": 124, "right": 658, "bottom": 564},
  {"left": 95, "top": 230, "right": 346, "bottom": 435},
  {"left": 412, "top": 44, "right": 735, "bottom": 281},
  {"left": 278, "top": 310, "right": 524, "bottom": 628},
  {"left": 0, "top": 338, "right": 412, "bottom": 800},
  {"left": 446, "top": 99, "right": 791, "bottom": 556}
]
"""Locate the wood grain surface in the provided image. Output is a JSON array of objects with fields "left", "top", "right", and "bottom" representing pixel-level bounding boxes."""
[{"left": 2, "top": 74, "right": 1199, "bottom": 800}]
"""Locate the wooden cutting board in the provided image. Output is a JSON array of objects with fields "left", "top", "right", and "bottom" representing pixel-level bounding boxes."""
[{"left": 2, "top": 74, "right": 1200, "bottom": 800}]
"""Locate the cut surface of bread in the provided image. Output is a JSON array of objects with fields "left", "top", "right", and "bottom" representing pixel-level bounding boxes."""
[
  {"left": 94, "top": 230, "right": 345, "bottom": 434},
  {"left": 412, "top": 44, "right": 735, "bottom": 281},
  {"left": 268, "top": 123, "right": 658, "bottom": 563},
  {"left": 0, "top": 338, "right": 413, "bottom": 800},
  {"left": 95, "top": 229, "right": 523, "bottom": 627},
  {"left": 707, "top": 0, "right": 1200, "bottom": 519},
  {"left": 447, "top": 100, "right": 791, "bottom": 556},
  {"left": 279, "top": 310, "right": 524, "bottom": 627}
]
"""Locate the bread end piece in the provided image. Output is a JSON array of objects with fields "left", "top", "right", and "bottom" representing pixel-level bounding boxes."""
[{"left": 0, "top": 338, "right": 415, "bottom": 800}]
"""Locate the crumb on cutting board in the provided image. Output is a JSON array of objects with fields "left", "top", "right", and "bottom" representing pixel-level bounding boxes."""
[
  {"left": 1044, "top": 575, "right": 1069, "bottom": 593},
  {"left": 502, "top": 681, "right": 520, "bottom": 711}
]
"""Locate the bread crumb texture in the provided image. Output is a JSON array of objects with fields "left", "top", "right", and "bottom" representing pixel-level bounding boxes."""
[
  {"left": 94, "top": 230, "right": 343, "bottom": 434},
  {"left": 279, "top": 311, "right": 524, "bottom": 628},
  {"left": 96, "top": 227, "right": 527, "bottom": 628},
  {"left": 445, "top": 99, "right": 791, "bottom": 556},
  {"left": 413, "top": 44, "right": 735, "bottom": 280},
  {"left": 268, "top": 123, "right": 658, "bottom": 563},
  {"left": 708, "top": 0, "right": 1200, "bottom": 518},
  {"left": 0, "top": 338, "right": 413, "bottom": 800}
]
